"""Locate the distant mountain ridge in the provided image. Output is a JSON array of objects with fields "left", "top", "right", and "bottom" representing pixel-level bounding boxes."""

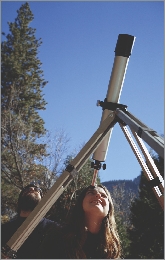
[
  {"left": 102, "top": 175, "right": 141, "bottom": 194},
  {"left": 101, "top": 175, "right": 141, "bottom": 225}
]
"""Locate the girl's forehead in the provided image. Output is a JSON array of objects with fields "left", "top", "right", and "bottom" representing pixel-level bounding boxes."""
[{"left": 86, "top": 186, "right": 106, "bottom": 194}]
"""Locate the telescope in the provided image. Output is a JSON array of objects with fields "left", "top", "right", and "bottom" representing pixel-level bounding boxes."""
[
  {"left": 2, "top": 34, "right": 164, "bottom": 259},
  {"left": 91, "top": 34, "right": 135, "bottom": 185}
]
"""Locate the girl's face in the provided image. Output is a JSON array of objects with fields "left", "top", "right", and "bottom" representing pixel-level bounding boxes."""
[{"left": 82, "top": 186, "right": 110, "bottom": 219}]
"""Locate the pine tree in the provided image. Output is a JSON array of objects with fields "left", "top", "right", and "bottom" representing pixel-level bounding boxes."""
[
  {"left": 115, "top": 215, "right": 131, "bottom": 259},
  {"left": 1, "top": 2, "right": 48, "bottom": 204},
  {"left": 127, "top": 154, "right": 164, "bottom": 259},
  {"left": 110, "top": 183, "right": 137, "bottom": 258}
]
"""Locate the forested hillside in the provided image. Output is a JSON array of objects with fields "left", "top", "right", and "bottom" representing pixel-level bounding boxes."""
[
  {"left": 102, "top": 175, "right": 141, "bottom": 194},
  {"left": 102, "top": 175, "right": 141, "bottom": 224}
]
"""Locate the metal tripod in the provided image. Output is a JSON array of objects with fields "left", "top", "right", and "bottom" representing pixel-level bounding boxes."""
[{"left": 2, "top": 105, "right": 164, "bottom": 258}]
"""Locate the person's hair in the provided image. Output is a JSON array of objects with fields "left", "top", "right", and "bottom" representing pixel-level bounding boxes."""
[
  {"left": 17, "top": 184, "right": 43, "bottom": 214},
  {"left": 63, "top": 184, "right": 121, "bottom": 259}
]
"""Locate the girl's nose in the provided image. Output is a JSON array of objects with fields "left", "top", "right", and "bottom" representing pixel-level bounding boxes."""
[
  {"left": 95, "top": 192, "right": 101, "bottom": 198},
  {"left": 29, "top": 187, "right": 35, "bottom": 191}
]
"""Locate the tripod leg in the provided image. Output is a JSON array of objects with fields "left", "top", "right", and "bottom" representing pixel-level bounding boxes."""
[
  {"left": 119, "top": 123, "right": 164, "bottom": 210},
  {"left": 130, "top": 127, "right": 164, "bottom": 194}
]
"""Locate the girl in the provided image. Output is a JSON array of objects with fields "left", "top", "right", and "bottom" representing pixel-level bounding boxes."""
[{"left": 38, "top": 184, "right": 121, "bottom": 259}]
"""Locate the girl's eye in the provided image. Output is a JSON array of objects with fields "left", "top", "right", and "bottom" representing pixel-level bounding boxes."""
[
  {"left": 86, "top": 190, "right": 107, "bottom": 198},
  {"left": 100, "top": 193, "right": 106, "bottom": 197}
]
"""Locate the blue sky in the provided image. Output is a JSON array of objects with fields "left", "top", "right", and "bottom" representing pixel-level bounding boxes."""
[{"left": 1, "top": 1, "right": 164, "bottom": 182}]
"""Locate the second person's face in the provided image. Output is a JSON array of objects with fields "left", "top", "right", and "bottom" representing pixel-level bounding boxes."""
[{"left": 82, "top": 186, "right": 110, "bottom": 219}]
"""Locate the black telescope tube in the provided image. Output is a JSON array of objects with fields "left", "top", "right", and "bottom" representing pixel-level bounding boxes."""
[{"left": 115, "top": 34, "right": 135, "bottom": 57}]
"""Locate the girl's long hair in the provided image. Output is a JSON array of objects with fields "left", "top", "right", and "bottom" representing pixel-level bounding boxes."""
[{"left": 63, "top": 184, "right": 121, "bottom": 259}]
